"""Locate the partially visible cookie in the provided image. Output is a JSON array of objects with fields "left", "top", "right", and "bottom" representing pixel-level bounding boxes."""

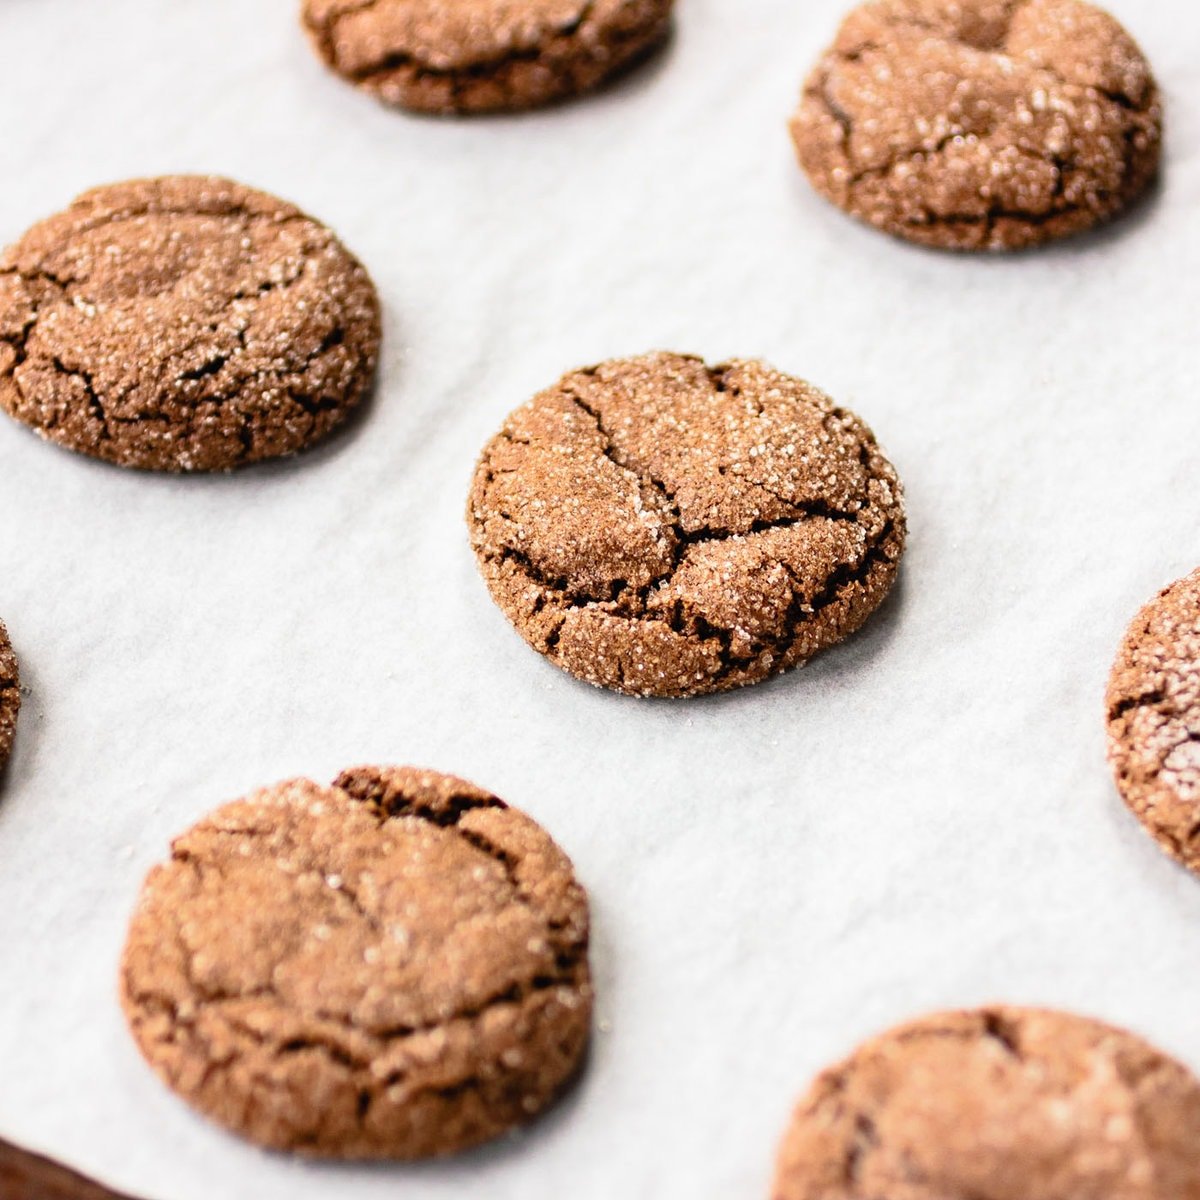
[
  {"left": 0, "top": 620, "right": 19, "bottom": 770},
  {"left": 0, "top": 1138, "right": 144, "bottom": 1200},
  {"left": 302, "top": 0, "right": 674, "bottom": 114},
  {"left": 468, "top": 352, "right": 905, "bottom": 698},
  {"left": 120, "top": 766, "right": 592, "bottom": 1159},
  {"left": 0, "top": 176, "right": 381, "bottom": 471},
  {"left": 1107, "top": 568, "right": 1200, "bottom": 872},
  {"left": 774, "top": 1007, "right": 1200, "bottom": 1200},
  {"left": 791, "top": 0, "right": 1163, "bottom": 251}
]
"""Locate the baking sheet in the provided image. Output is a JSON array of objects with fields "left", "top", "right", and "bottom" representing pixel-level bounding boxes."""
[{"left": 1, "top": 0, "right": 1199, "bottom": 1196}]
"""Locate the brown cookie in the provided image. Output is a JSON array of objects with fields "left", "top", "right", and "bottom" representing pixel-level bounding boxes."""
[
  {"left": 0, "top": 620, "right": 19, "bottom": 771},
  {"left": 791, "top": 0, "right": 1163, "bottom": 251},
  {"left": 773, "top": 1007, "right": 1200, "bottom": 1200},
  {"left": 301, "top": 0, "right": 674, "bottom": 114},
  {"left": 120, "top": 766, "right": 591, "bottom": 1159},
  {"left": 0, "top": 1137, "right": 145, "bottom": 1200},
  {"left": 1107, "top": 568, "right": 1200, "bottom": 872},
  {"left": 0, "top": 177, "right": 381, "bottom": 471},
  {"left": 467, "top": 352, "right": 905, "bottom": 698}
]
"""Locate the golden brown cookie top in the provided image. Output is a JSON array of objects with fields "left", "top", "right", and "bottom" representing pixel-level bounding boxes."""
[
  {"left": 0, "top": 621, "right": 18, "bottom": 771},
  {"left": 468, "top": 352, "right": 905, "bottom": 698},
  {"left": 1107, "top": 567, "right": 1200, "bottom": 871},
  {"left": 0, "top": 176, "right": 380, "bottom": 471},
  {"left": 774, "top": 1007, "right": 1200, "bottom": 1200},
  {"left": 791, "top": 0, "right": 1162, "bottom": 250},
  {"left": 302, "top": 0, "right": 674, "bottom": 113},
  {"left": 120, "top": 767, "right": 591, "bottom": 1159}
]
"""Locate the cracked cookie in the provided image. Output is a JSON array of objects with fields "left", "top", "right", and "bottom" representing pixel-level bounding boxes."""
[
  {"left": 0, "top": 620, "right": 18, "bottom": 771},
  {"left": 120, "top": 766, "right": 592, "bottom": 1158},
  {"left": 468, "top": 352, "right": 905, "bottom": 698},
  {"left": 773, "top": 1007, "right": 1200, "bottom": 1200},
  {"left": 1107, "top": 567, "right": 1200, "bottom": 874},
  {"left": 0, "top": 1137, "right": 145, "bottom": 1200},
  {"left": 0, "top": 176, "right": 381, "bottom": 471},
  {"left": 791, "top": 0, "right": 1163, "bottom": 251},
  {"left": 301, "top": 0, "right": 674, "bottom": 114}
]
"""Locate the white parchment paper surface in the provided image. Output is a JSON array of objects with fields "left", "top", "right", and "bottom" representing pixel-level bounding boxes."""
[{"left": 1, "top": 1, "right": 1199, "bottom": 1196}]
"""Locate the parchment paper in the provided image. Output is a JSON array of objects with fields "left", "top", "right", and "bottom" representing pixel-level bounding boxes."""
[{"left": 1, "top": 1, "right": 1199, "bottom": 1196}]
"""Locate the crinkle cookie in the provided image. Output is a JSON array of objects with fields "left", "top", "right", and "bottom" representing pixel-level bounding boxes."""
[
  {"left": 1108, "top": 567, "right": 1200, "bottom": 872},
  {"left": 468, "top": 352, "right": 905, "bottom": 698},
  {"left": 0, "top": 176, "right": 380, "bottom": 471},
  {"left": 302, "top": 0, "right": 674, "bottom": 114},
  {"left": 774, "top": 1007, "right": 1200, "bottom": 1200},
  {"left": 120, "top": 766, "right": 592, "bottom": 1158},
  {"left": 791, "top": 0, "right": 1162, "bottom": 250}
]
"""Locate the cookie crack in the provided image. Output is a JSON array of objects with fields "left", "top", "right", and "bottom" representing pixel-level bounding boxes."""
[
  {"left": 814, "top": 68, "right": 853, "bottom": 145},
  {"left": 844, "top": 1110, "right": 879, "bottom": 1187},
  {"left": 1108, "top": 688, "right": 1166, "bottom": 723},
  {"left": 689, "top": 508, "right": 862, "bottom": 542},
  {"left": 50, "top": 355, "right": 112, "bottom": 440},
  {"left": 345, "top": 778, "right": 505, "bottom": 827},
  {"left": 982, "top": 1010, "right": 1023, "bottom": 1059},
  {"left": 323, "top": 0, "right": 618, "bottom": 90},
  {"left": 180, "top": 355, "right": 228, "bottom": 382},
  {"left": 564, "top": 388, "right": 690, "bottom": 572},
  {"left": 564, "top": 386, "right": 682, "bottom": 513},
  {"left": 752, "top": 516, "right": 899, "bottom": 675},
  {"left": 335, "top": 773, "right": 577, "bottom": 938},
  {"left": 0, "top": 262, "right": 79, "bottom": 292},
  {"left": 1161, "top": 729, "right": 1200, "bottom": 759}
]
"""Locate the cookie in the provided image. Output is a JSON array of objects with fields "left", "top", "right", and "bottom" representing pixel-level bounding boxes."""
[
  {"left": 0, "top": 177, "right": 381, "bottom": 471},
  {"left": 791, "top": 0, "right": 1163, "bottom": 251},
  {"left": 1107, "top": 568, "right": 1200, "bottom": 872},
  {"left": 0, "top": 1137, "right": 144, "bottom": 1200},
  {"left": 773, "top": 1007, "right": 1200, "bottom": 1200},
  {"left": 302, "top": 0, "right": 674, "bottom": 114},
  {"left": 467, "top": 352, "right": 905, "bottom": 698},
  {"left": 0, "top": 620, "right": 19, "bottom": 771},
  {"left": 120, "top": 766, "right": 591, "bottom": 1158}
]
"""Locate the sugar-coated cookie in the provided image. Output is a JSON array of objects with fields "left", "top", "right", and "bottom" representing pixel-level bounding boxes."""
[
  {"left": 0, "top": 177, "right": 380, "bottom": 471},
  {"left": 121, "top": 766, "right": 592, "bottom": 1158},
  {"left": 791, "top": 0, "right": 1162, "bottom": 250},
  {"left": 468, "top": 352, "right": 905, "bottom": 698}
]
